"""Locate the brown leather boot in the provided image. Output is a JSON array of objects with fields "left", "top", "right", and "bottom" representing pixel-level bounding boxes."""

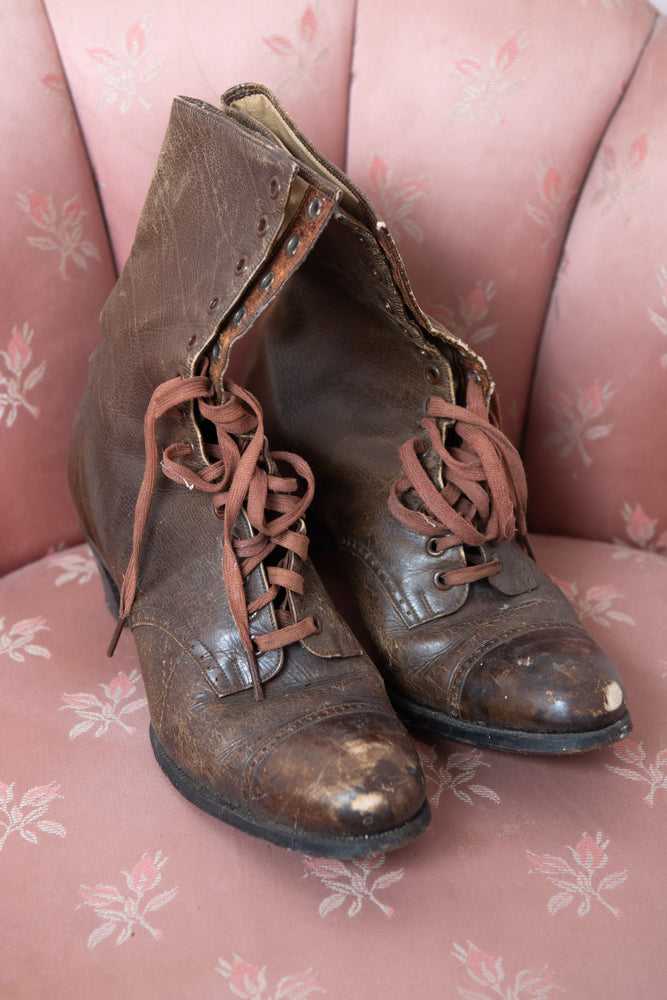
[
  {"left": 68, "top": 95, "right": 429, "bottom": 856},
  {"left": 233, "top": 83, "right": 632, "bottom": 754}
]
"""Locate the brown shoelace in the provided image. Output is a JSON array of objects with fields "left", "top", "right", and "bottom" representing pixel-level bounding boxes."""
[
  {"left": 388, "top": 376, "right": 528, "bottom": 588},
  {"left": 108, "top": 375, "right": 318, "bottom": 699}
]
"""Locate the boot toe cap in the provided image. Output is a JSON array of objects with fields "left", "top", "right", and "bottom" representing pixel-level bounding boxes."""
[
  {"left": 250, "top": 711, "right": 427, "bottom": 837},
  {"left": 459, "top": 626, "right": 629, "bottom": 740}
]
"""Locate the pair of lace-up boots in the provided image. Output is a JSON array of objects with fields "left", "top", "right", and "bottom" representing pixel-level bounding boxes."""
[{"left": 69, "top": 85, "right": 631, "bottom": 858}]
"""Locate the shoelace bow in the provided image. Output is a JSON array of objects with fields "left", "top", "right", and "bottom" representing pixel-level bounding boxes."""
[
  {"left": 108, "top": 374, "right": 318, "bottom": 700},
  {"left": 388, "top": 376, "right": 528, "bottom": 589}
]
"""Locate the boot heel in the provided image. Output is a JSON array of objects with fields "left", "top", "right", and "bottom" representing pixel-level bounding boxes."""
[{"left": 83, "top": 533, "right": 120, "bottom": 619}]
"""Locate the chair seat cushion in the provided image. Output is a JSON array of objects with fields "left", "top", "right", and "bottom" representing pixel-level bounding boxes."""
[{"left": 1, "top": 536, "right": 665, "bottom": 998}]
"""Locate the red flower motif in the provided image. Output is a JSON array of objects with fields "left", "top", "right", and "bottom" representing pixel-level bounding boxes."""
[
  {"left": 496, "top": 36, "right": 519, "bottom": 73},
  {"left": 61, "top": 692, "right": 101, "bottom": 709},
  {"left": 301, "top": 5, "right": 317, "bottom": 44},
  {"left": 42, "top": 73, "right": 64, "bottom": 95},
  {"left": 625, "top": 504, "right": 657, "bottom": 547},
  {"left": 586, "top": 584, "right": 620, "bottom": 603},
  {"left": 628, "top": 133, "right": 648, "bottom": 170},
  {"left": 27, "top": 192, "right": 55, "bottom": 228},
  {"left": 453, "top": 57, "right": 483, "bottom": 79},
  {"left": 263, "top": 34, "right": 293, "bottom": 55},
  {"left": 573, "top": 834, "right": 607, "bottom": 872},
  {"left": 108, "top": 672, "right": 135, "bottom": 701},
  {"left": 0, "top": 782, "right": 14, "bottom": 808},
  {"left": 125, "top": 21, "right": 147, "bottom": 60},
  {"left": 19, "top": 782, "right": 60, "bottom": 809},
  {"left": 227, "top": 956, "right": 265, "bottom": 998},
  {"left": 611, "top": 737, "right": 645, "bottom": 766},
  {"left": 579, "top": 383, "right": 604, "bottom": 418},
  {"left": 462, "top": 285, "right": 487, "bottom": 324},
  {"left": 601, "top": 145, "right": 616, "bottom": 171},
  {"left": 541, "top": 166, "right": 562, "bottom": 205},
  {"left": 6, "top": 327, "right": 31, "bottom": 373},
  {"left": 465, "top": 944, "right": 502, "bottom": 987},
  {"left": 369, "top": 155, "right": 389, "bottom": 191},
  {"left": 10, "top": 616, "right": 47, "bottom": 637},
  {"left": 128, "top": 853, "right": 161, "bottom": 895},
  {"left": 63, "top": 198, "right": 84, "bottom": 227}
]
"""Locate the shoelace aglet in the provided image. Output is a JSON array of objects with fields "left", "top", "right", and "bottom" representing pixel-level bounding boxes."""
[
  {"left": 107, "top": 615, "right": 128, "bottom": 658},
  {"left": 246, "top": 648, "right": 265, "bottom": 701}
]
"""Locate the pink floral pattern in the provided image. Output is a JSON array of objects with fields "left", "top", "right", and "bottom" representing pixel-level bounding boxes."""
[
  {"left": 544, "top": 380, "right": 614, "bottom": 466},
  {"left": 0, "top": 780, "right": 66, "bottom": 851},
  {"left": 87, "top": 17, "right": 162, "bottom": 113},
  {"left": 592, "top": 133, "right": 653, "bottom": 223},
  {"left": 452, "top": 941, "right": 561, "bottom": 1000},
  {"left": 215, "top": 955, "right": 324, "bottom": 999},
  {"left": 41, "top": 71, "right": 75, "bottom": 134},
  {"left": 613, "top": 502, "right": 667, "bottom": 558},
  {"left": 303, "top": 854, "right": 404, "bottom": 918},
  {"left": 49, "top": 549, "right": 97, "bottom": 586},
  {"left": 60, "top": 669, "right": 147, "bottom": 740},
  {"left": 263, "top": 5, "right": 328, "bottom": 98},
  {"left": 431, "top": 280, "right": 498, "bottom": 345},
  {"left": 78, "top": 850, "right": 177, "bottom": 949},
  {"left": 417, "top": 743, "right": 500, "bottom": 807},
  {"left": 366, "top": 155, "right": 426, "bottom": 243},
  {"left": 526, "top": 163, "right": 576, "bottom": 250},
  {"left": 17, "top": 191, "right": 101, "bottom": 278},
  {"left": 449, "top": 33, "right": 529, "bottom": 124},
  {"left": 0, "top": 616, "right": 50, "bottom": 662},
  {"left": 606, "top": 739, "right": 667, "bottom": 806},
  {"left": 0, "top": 323, "right": 45, "bottom": 427},
  {"left": 552, "top": 579, "right": 635, "bottom": 628},
  {"left": 527, "top": 831, "right": 628, "bottom": 918}
]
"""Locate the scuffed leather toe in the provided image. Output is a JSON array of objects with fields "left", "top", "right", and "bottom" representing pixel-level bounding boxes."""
[
  {"left": 249, "top": 711, "right": 427, "bottom": 837},
  {"left": 457, "top": 626, "right": 630, "bottom": 749}
]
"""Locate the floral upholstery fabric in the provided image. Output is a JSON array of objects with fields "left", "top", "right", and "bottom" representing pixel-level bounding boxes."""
[{"left": 1, "top": 1, "right": 666, "bottom": 997}]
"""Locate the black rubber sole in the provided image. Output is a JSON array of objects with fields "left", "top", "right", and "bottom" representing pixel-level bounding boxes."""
[
  {"left": 150, "top": 724, "right": 431, "bottom": 858},
  {"left": 389, "top": 691, "right": 633, "bottom": 755}
]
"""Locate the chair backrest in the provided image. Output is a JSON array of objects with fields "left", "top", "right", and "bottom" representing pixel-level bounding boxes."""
[{"left": 2, "top": 0, "right": 665, "bottom": 577}]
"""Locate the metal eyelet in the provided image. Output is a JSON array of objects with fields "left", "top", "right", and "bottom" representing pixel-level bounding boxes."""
[
  {"left": 425, "top": 537, "right": 440, "bottom": 556},
  {"left": 213, "top": 502, "right": 225, "bottom": 520},
  {"left": 433, "top": 571, "right": 452, "bottom": 591},
  {"left": 231, "top": 306, "right": 247, "bottom": 328},
  {"left": 269, "top": 176, "right": 281, "bottom": 199},
  {"left": 370, "top": 265, "right": 382, "bottom": 281},
  {"left": 424, "top": 364, "right": 441, "bottom": 385},
  {"left": 186, "top": 332, "right": 197, "bottom": 349},
  {"left": 307, "top": 197, "right": 323, "bottom": 220},
  {"left": 285, "top": 235, "right": 300, "bottom": 257},
  {"left": 210, "top": 341, "right": 222, "bottom": 364},
  {"left": 311, "top": 615, "right": 322, "bottom": 635},
  {"left": 234, "top": 257, "right": 247, "bottom": 275},
  {"left": 208, "top": 298, "right": 219, "bottom": 314},
  {"left": 259, "top": 272, "right": 275, "bottom": 293},
  {"left": 382, "top": 299, "right": 395, "bottom": 314},
  {"left": 256, "top": 216, "right": 269, "bottom": 236}
]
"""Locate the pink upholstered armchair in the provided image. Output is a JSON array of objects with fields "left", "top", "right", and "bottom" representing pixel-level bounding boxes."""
[{"left": 2, "top": 1, "right": 666, "bottom": 996}]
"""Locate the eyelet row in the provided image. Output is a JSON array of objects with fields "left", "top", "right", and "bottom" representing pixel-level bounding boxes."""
[{"left": 197, "top": 176, "right": 284, "bottom": 343}]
